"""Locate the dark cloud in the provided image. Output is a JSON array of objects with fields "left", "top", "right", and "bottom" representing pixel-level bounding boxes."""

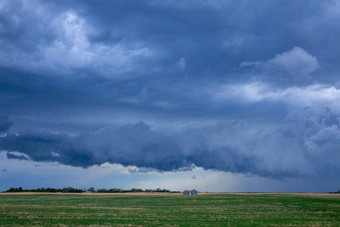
[
  {"left": 0, "top": 116, "right": 12, "bottom": 132},
  {"left": 7, "top": 153, "right": 28, "bottom": 160},
  {"left": 1, "top": 0, "right": 340, "bottom": 81},
  {"left": 1, "top": 114, "right": 340, "bottom": 179},
  {"left": 1, "top": 0, "right": 340, "bottom": 189}
]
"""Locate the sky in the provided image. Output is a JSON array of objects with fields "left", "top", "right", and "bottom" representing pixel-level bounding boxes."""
[{"left": 1, "top": 0, "right": 340, "bottom": 192}]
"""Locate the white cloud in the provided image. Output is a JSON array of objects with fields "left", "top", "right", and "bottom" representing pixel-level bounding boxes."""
[
  {"left": 240, "top": 47, "right": 320, "bottom": 80},
  {"left": 177, "top": 57, "right": 186, "bottom": 70},
  {"left": 0, "top": 1, "right": 153, "bottom": 78},
  {"left": 42, "top": 11, "right": 152, "bottom": 77},
  {"left": 239, "top": 61, "right": 262, "bottom": 68},
  {"left": 213, "top": 82, "right": 340, "bottom": 111},
  {"left": 265, "top": 47, "right": 320, "bottom": 76}
]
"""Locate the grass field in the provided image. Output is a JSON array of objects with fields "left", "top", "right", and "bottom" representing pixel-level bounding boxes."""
[{"left": 0, "top": 193, "right": 339, "bottom": 226}]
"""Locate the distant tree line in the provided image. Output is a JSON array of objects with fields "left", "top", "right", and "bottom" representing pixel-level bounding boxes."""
[
  {"left": 4, "top": 187, "right": 84, "bottom": 193},
  {"left": 94, "top": 188, "right": 179, "bottom": 193},
  {"left": 329, "top": 189, "right": 340, "bottom": 194},
  {"left": 3, "top": 187, "right": 180, "bottom": 193}
]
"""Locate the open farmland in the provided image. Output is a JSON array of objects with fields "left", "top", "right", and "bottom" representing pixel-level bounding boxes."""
[{"left": 0, "top": 193, "right": 339, "bottom": 226}]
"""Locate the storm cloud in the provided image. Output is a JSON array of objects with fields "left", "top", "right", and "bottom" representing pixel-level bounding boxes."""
[
  {"left": 0, "top": 116, "right": 12, "bottom": 132},
  {"left": 2, "top": 110, "right": 340, "bottom": 179},
  {"left": 1, "top": 0, "right": 340, "bottom": 190}
]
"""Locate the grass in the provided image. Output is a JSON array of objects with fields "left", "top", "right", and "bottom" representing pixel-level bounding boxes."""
[{"left": 0, "top": 193, "right": 339, "bottom": 226}]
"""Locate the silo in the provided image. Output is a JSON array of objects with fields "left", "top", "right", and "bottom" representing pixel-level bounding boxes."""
[
  {"left": 191, "top": 189, "right": 198, "bottom": 195},
  {"left": 183, "top": 190, "right": 189, "bottom": 195}
]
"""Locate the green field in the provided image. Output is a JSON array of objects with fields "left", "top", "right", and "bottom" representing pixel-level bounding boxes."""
[{"left": 0, "top": 193, "right": 339, "bottom": 226}]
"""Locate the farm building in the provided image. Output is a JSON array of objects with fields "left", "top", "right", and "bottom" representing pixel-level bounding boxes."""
[
  {"left": 191, "top": 189, "right": 198, "bottom": 195},
  {"left": 183, "top": 190, "right": 189, "bottom": 195}
]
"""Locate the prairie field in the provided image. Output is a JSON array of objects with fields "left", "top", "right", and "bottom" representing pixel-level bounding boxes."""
[{"left": 0, "top": 193, "right": 339, "bottom": 226}]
